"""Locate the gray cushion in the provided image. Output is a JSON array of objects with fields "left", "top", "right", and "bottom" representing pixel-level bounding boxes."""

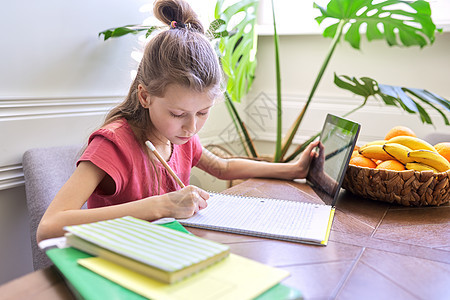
[{"left": 23, "top": 144, "right": 84, "bottom": 270}]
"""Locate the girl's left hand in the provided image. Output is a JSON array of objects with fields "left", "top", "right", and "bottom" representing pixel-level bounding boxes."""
[{"left": 289, "top": 140, "right": 320, "bottom": 179}]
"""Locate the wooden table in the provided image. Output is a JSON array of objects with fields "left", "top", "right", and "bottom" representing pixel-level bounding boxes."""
[{"left": 2, "top": 178, "right": 449, "bottom": 300}]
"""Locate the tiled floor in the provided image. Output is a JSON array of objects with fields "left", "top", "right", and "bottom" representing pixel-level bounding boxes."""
[{"left": 191, "top": 178, "right": 450, "bottom": 300}]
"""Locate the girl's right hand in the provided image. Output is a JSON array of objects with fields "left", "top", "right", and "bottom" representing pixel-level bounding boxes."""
[{"left": 164, "top": 185, "right": 209, "bottom": 218}]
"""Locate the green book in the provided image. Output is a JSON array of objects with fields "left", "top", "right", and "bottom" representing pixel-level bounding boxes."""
[
  {"left": 47, "top": 247, "right": 145, "bottom": 300},
  {"left": 46, "top": 220, "right": 303, "bottom": 300}
]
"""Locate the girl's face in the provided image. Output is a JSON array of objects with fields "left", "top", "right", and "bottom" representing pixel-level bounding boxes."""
[{"left": 140, "top": 84, "right": 215, "bottom": 145}]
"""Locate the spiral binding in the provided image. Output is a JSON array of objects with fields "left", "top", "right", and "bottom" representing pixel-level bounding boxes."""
[{"left": 208, "top": 192, "right": 327, "bottom": 208}]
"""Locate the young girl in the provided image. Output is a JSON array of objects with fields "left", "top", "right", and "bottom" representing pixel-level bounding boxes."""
[{"left": 37, "top": 0, "right": 319, "bottom": 243}]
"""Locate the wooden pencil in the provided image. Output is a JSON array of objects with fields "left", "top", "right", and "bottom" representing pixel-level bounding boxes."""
[{"left": 145, "top": 141, "right": 186, "bottom": 188}]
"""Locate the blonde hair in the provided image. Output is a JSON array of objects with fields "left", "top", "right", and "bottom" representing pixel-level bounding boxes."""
[{"left": 105, "top": 0, "right": 222, "bottom": 146}]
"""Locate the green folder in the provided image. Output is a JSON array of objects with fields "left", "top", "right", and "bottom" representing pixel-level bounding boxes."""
[{"left": 46, "top": 221, "right": 303, "bottom": 300}]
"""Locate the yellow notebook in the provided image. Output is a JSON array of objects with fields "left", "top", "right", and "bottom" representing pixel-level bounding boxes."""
[{"left": 78, "top": 253, "right": 289, "bottom": 300}]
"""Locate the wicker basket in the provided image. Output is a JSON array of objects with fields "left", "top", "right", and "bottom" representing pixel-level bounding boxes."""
[{"left": 342, "top": 165, "right": 450, "bottom": 206}]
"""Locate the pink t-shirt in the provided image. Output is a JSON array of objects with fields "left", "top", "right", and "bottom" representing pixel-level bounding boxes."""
[{"left": 78, "top": 118, "right": 203, "bottom": 209}]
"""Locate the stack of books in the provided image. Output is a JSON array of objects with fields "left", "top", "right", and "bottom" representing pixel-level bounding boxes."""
[
  {"left": 41, "top": 216, "right": 301, "bottom": 300},
  {"left": 64, "top": 216, "right": 230, "bottom": 284}
]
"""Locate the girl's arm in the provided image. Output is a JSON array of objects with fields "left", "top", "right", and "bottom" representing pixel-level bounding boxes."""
[
  {"left": 37, "top": 161, "right": 208, "bottom": 242},
  {"left": 196, "top": 141, "right": 320, "bottom": 181}
]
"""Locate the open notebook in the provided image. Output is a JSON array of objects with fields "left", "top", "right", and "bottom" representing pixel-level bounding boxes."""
[{"left": 180, "top": 114, "right": 360, "bottom": 245}]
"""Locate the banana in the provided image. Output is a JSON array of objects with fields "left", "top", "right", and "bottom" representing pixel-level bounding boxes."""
[
  {"left": 405, "top": 162, "right": 439, "bottom": 173},
  {"left": 382, "top": 143, "right": 414, "bottom": 164},
  {"left": 359, "top": 140, "right": 387, "bottom": 152},
  {"left": 386, "top": 136, "right": 436, "bottom": 152},
  {"left": 359, "top": 144, "right": 394, "bottom": 161},
  {"left": 408, "top": 150, "right": 450, "bottom": 172}
]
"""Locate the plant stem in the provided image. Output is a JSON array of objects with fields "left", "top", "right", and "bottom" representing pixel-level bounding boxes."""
[
  {"left": 224, "top": 99, "right": 250, "bottom": 157},
  {"left": 279, "top": 19, "right": 346, "bottom": 161},
  {"left": 343, "top": 97, "right": 368, "bottom": 118},
  {"left": 272, "top": 0, "right": 283, "bottom": 162},
  {"left": 224, "top": 91, "right": 258, "bottom": 158}
]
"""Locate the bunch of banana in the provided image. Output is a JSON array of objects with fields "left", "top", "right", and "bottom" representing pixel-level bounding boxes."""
[
  {"left": 385, "top": 136, "right": 449, "bottom": 172},
  {"left": 358, "top": 136, "right": 450, "bottom": 173}
]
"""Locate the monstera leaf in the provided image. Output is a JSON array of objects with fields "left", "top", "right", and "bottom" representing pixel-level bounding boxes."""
[
  {"left": 211, "top": 0, "right": 259, "bottom": 103},
  {"left": 334, "top": 74, "right": 450, "bottom": 125},
  {"left": 207, "top": 0, "right": 259, "bottom": 158},
  {"left": 314, "top": 0, "right": 438, "bottom": 49},
  {"left": 279, "top": 0, "right": 441, "bottom": 162}
]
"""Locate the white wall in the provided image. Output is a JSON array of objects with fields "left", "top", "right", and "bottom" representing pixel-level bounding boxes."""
[{"left": 0, "top": 0, "right": 449, "bottom": 285}]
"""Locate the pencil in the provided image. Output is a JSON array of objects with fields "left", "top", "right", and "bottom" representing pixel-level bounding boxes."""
[{"left": 145, "top": 141, "right": 186, "bottom": 188}]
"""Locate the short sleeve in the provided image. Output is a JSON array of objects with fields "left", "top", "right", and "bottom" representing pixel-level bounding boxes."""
[{"left": 78, "top": 131, "right": 133, "bottom": 196}]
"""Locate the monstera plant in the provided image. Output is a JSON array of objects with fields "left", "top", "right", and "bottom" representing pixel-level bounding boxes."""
[{"left": 275, "top": 0, "right": 449, "bottom": 162}]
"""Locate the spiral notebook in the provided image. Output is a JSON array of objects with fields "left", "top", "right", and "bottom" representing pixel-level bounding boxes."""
[
  {"left": 181, "top": 114, "right": 360, "bottom": 245},
  {"left": 181, "top": 193, "right": 334, "bottom": 244}
]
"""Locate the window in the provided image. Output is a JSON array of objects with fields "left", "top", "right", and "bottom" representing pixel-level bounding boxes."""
[{"left": 257, "top": 0, "right": 450, "bottom": 35}]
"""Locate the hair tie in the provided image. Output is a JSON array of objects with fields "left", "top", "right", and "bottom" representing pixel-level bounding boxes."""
[{"left": 170, "top": 20, "right": 189, "bottom": 30}]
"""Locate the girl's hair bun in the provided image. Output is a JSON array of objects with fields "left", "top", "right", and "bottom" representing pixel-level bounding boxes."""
[{"left": 153, "top": 0, "right": 204, "bottom": 33}]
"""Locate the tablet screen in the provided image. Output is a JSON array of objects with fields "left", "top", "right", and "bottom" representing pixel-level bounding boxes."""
[{"left": 306, "top": 114, "right": 360, "bottom": 206}]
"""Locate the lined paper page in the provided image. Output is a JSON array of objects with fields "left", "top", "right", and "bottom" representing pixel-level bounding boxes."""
[{"left": 180, "top": 193, "right": 333, "bottom": 244}]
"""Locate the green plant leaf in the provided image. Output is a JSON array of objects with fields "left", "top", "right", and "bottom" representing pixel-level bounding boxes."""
[
  {"left": 214, "top": 0, "right": 259, "bottom": 103},
  {"left": 406, "top": 88, "right": 450, "bottom": 110},
  {"left": 335, "top": 74, "right": 450, "bottom": 125},
  {"left": 207, "top": 19, "right": 228, "bottom": 39},
  {"left": 378, "top": 84, "right": 417, "bottom": 112},
  {"left": 314, "top": 0, "right": 438, "bottom": 49},
  {"left": 208, "top": 0, "right": 259, "bottom": 157},
  {"left": 224, "top": 91, "right": 258, "bottom": 158},
  {"left": 99, "top": 25, "right": 157, "bottom": 41},
  {"left": 334, "top": 74, "right": 377, "bottom": 98},
  {"left": 378, "top": 93, "right": 399, "bottom": 106},
  {"left": 271, "top": 0, "right": 283, "bottom": 162}
]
